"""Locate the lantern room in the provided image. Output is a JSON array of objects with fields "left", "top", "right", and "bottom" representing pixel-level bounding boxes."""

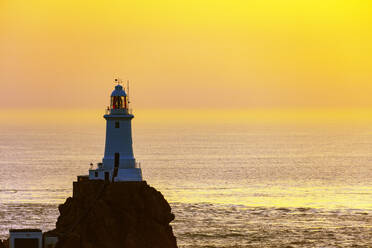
[{"left": 110, "top": 84, "right": 128, "bottom": 110}]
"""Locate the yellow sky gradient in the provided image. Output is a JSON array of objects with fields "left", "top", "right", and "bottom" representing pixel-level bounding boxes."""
[{"left": 0, "top": 0, "right": 371, "bottom": 110}]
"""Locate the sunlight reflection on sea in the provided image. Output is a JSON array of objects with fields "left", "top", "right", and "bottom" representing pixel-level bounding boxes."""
[{"left": 1, "top": 117, "right": 372, "bottom": 246}]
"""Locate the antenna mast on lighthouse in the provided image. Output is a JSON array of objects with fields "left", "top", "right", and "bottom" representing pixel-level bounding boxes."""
[{"left": 127, "top": 80, "right": 130, "bottom": 108}]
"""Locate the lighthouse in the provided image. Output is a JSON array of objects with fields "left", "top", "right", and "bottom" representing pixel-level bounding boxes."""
[{"left": 89, "top": 81, "right": 143, "bottom": 182}]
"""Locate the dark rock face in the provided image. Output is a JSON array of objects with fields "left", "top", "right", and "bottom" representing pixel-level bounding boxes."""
[
  {"left": 0, "top": 239, "right": 5, "bottom": 248},
  {"left": 0, "top": 239, "right": 8, "bottom": 248},
  {"left": 50, "top": 180, "right": 177, "bottom": 248}
]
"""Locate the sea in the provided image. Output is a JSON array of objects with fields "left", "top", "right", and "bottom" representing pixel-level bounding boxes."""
[{"left": 1, "top": 110, "right": 372, "bottom": 247}]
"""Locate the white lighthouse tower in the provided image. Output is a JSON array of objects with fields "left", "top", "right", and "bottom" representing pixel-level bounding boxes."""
[{"left": 89, "top": 80, "right": 143, "bottom": 182}]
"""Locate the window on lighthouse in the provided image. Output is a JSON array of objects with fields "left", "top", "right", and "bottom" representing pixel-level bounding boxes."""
[{"left": 111, "top": 96, "right": 127, "bottom": 109}]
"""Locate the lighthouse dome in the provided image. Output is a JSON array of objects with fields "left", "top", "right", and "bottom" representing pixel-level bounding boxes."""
[
  {"left": 110, "top": 84, "right": 128, "bottom": 111},
  {"left": 111, "top": 85, "right": 127, "bottom": 97}
]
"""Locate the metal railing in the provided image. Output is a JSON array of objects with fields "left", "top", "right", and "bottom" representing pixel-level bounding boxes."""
[
  {"left": 91, "top": 162, "right": 140, "bottom": 169},
  {"left": 104, "top": 108, "right": 133, "bottom": 115}
]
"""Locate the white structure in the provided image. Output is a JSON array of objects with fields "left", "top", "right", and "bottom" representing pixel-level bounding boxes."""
[
  {"left": 89, "top": 82, "right": 143, "bottom": 182},
  {"left": 9, "top": 229, "right": 42, "bottom": 248}
]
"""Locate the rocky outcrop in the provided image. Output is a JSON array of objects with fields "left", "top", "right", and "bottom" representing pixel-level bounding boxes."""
[
  {"left": 0, "top": 239, "right": 8, "bottom": 248},
  {"left": 48, "top": 180, "right": 177, "bottom": 248},
  {"left": 0, "top": 239, "right": 6, "bottom": 248}
]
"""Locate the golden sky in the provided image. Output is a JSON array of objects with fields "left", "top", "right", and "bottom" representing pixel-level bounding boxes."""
[{"left": 0, "top": 0, "right": 371, "bottom": 109}]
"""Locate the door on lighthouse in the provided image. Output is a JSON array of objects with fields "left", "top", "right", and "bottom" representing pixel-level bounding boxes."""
[
  {"left": 14, "top": 238, "right": 39, "bottom": 248},
  {"left": 114, "top": 153, "right": 120, "bottom": 168}
]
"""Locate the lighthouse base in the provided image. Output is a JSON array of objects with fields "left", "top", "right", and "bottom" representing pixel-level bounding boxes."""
[
  {"left": 89, "top": 168, "right": 143, "bottom": 182},
  {"left": 115, "top": 168, "right": 143, "bottom": 181}
]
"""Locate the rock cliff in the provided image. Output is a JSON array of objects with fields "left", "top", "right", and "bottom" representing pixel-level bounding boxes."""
[
  {"left": 0, "top": 239, "right": 5, "bottom": 248},
  {"left": 48, "top": 180, "right": 178, "bottom": 248}
]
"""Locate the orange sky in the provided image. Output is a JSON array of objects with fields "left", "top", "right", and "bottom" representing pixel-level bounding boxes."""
[{"left": 0, "top": 0, "right": 371, "bottom": 110}]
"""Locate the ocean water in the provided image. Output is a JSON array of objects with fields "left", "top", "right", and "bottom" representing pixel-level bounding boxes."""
[{"left": 1, "top": 118, "right": 372, "bottom": 247}]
